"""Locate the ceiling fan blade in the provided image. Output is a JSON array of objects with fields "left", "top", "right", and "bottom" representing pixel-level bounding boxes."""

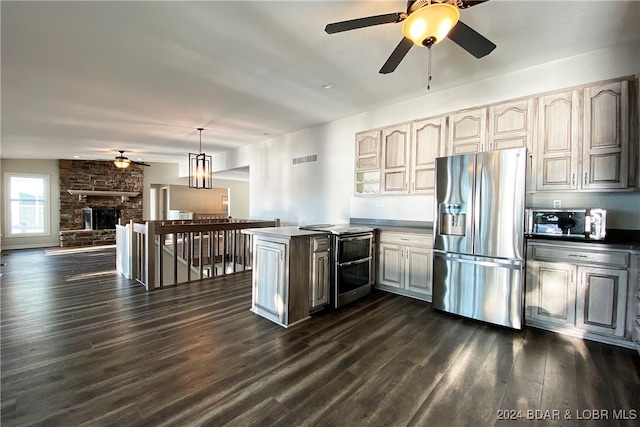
[
  {"left": 379, "top": 37, "right": 414, "bottom": 74},
  {"left": 447, "top": 20, "right": 496, "bottom": 59},
  {"left": 325, "top": 12, "right": 403, "bottom": 34},
  {"left": 133, "top": 161, "right": 151, "bottom": 167}
]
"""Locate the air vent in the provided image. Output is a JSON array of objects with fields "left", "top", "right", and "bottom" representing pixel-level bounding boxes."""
[{"left": 292, "top": 154, "right": 318, "bottom": 165}]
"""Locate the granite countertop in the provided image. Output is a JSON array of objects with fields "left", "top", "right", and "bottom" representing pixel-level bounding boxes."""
[{"left": 242, "top": 226, "right": 329, "bottom": 239}]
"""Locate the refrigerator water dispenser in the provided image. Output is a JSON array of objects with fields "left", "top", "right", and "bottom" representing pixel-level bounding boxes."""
[{"left": 439, "top": 203, "right": 466, "bottom": 236}]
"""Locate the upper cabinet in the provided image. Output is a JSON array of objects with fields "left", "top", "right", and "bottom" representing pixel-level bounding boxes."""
[
  {"left": 381, "top": 124, "right": 410, "bottom": 194},
  {"left": 447, "top": 108, "right": 487, "bottom": 155},
  {"left": 582, "top": 79, "right": 630, "bottom": 190},
  {"left": 488, "top": 99, "right": 535, "bottom": 151},
  {"left": 411, "top": 117, "right": 446, "bottom": 194},
  {"left": 536, "top": 90, "right": 581, "bottom": 191},
  {"left": 355, "top": 130, "right": 381, "bottom": 195},
  {"left": 535, "top": 78, "right": 634, "bottom": 192},
  {"left": 353, "top": 76, "right": 636, "bottom": 196}
]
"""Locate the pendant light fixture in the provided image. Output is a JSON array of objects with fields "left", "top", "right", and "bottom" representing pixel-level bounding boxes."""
[
  {"left": 189, "top": 128, "right": 212, "bottom": 189},
  {"left": 114, "top": 150, "right": 131, "bottom": 169}
]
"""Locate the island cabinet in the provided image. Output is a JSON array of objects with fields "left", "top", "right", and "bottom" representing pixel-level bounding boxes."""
[
  {"left": 377, "top": 231, "right": 433, "bottom": 302},
  {"left": 246, "top": 227, "right": 330, "bottom": 328},
  {"left": 309, "top": 236, "right": 330, "bottom": 311},
  {"left": 526, "top": 240, "right": 638, "bottom": 348}
]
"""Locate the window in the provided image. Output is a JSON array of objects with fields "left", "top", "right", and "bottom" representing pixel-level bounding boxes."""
[{"left": 5, "top": 173, "right": 50, "bottom": 237}]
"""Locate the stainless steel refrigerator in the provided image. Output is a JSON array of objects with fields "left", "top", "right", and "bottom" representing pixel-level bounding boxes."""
[{"left": 432, "top": 147, "right": 526, "bottom": 329}]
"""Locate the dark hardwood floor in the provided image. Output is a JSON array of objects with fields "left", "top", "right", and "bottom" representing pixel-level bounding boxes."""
[{"left": 1, "top": 246, "right": 639, "bottom": 426}]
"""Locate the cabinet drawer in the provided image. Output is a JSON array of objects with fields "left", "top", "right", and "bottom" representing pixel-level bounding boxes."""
[
  {"left": 311, "top": 237, "right": 330, "bottom": 252},
  {"left": 530, "top": 246, "right": 629, "bottom": 267},
  {"left": 379, "top": 232, "right": 432, "bottom": 247}
]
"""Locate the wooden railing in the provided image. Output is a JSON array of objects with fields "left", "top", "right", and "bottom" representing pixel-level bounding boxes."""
[{"left": 125, "top": 218, "right": 279, "bottom": 291}]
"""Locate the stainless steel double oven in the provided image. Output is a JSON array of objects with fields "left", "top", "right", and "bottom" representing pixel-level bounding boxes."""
[{"left": 300, "top": 224, "right": 374, "bottom": 308}]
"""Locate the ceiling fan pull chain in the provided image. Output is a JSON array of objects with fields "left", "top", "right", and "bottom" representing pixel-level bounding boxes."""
[{"left": 427, "top": 45, "right": 433, "bottom": 90}]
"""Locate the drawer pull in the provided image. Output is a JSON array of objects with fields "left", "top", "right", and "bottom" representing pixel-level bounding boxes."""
[{"left": 568, "top": 254, "right": 588, "bottom": 258}]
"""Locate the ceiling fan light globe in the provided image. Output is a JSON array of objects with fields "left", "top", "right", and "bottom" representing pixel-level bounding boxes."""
[
  {"left": 402, "top": 3, "right": 459, "bottom": 46},
  {"left": 114, "top": 157, "right": 130, "bottom": 168}
]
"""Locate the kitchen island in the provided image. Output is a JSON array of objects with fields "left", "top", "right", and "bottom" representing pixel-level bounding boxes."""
[{"left": 242, "top": 226, "right": 330, "bottom": 327}]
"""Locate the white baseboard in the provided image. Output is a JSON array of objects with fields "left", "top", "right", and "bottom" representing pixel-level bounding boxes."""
[{"left": 1, "top": 242, "right": 60, "bottom": 251}]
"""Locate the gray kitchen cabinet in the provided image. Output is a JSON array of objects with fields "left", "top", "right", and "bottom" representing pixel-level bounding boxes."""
[
  {"left": 377, "top": 231, "right": 432, "bottom": 301},
  {"left": 535, "top": 76, "right": 635, "bottom": 192},
  {"left": 410, "top": 116, "right": 446, "bottom": 194},
  {"left": 355, "top": 129, "right": 381, "bottom": 195},
  {"left": 381, "top": 124, "right": 411, "bottom": 194},
  {"left": 526, "top": 240, "right": 636, "bottom": 348},
  {"left": 249, "top": 228, "right": 330, "bottom": 328},
  {"left": 488, "top": 98, "right": 535, "bottom": 151},
  {"left": 309, "top": 236, "right": 330, "bottom": 311},
  {"left": 489, "top": 98, "right": 536, "bottom": 191},
  {"left": 576, "top": 265, "right": 627, "bottom": 337},
  {"left": 527, "top": 260, "right": 576, "bottom": 327},
  {"left": 535, "top": 89, "right": 581, "bottom": 191},
  {"left": 252, "top": 238, "right": 288, "bottom": 326},
  {"left": 446, "top": 107, "right": 487, "bottom": 155},
  {"left": 582, "top": 79, "right": 631, "bottom": 190}
]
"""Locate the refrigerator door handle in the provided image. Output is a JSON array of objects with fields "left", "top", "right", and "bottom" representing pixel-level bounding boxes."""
[{"left": 434, "top": 252, "right": 523, "bottom": 268}]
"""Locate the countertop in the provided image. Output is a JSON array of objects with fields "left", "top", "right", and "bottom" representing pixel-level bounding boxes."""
[
  {"left": 350, "top": 218, "right": 433, "bottom": 235},
  {"left": 526, "top": 232, "right": 640, "bottom": 251},
  {"left": 242, "top": 226, "right": 329, "bottom": 239}
]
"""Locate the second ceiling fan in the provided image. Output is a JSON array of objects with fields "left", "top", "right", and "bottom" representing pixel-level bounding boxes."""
[{"left": 325, "top": 0, "right": 496, "bottom": 74}]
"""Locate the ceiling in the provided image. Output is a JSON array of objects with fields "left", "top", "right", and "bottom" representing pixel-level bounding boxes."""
[{"left": 2, "top": 1, "right": 639, "bottom": 167}]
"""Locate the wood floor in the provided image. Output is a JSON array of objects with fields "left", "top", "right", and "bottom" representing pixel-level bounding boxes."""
[{"left": 1, "top": 247, "right": 639, "bottom": 427}]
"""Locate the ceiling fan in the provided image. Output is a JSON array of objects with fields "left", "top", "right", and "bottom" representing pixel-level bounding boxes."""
[
  {"left": 325, "top": 0, "right": 496, "bottom": 74},
  {"left": 114, "top": 150, "right": 150, "bottom": 168}
]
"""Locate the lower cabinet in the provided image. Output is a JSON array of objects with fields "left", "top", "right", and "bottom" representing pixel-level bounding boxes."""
[
  {"left": 526, "top": 240, "right": 636, "bottom": 347},
  {"left": 251, "top": 232, "right": 330, "bottom": 328},
  {"left": 309, "top": 236, "right": 330, "bottom": 311},
  {"left": 377, "top": 231, "right": 433, "bottom": 301}
]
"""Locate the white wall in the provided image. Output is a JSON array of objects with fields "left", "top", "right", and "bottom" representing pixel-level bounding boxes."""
[
  {"left": 212, "top": 41, "right": 640, "bottom": 229},
  {"left": 143, "top": 162, "right": 250, "bottom": 219},
  {"left": 0, "top": 159, "right": 61, "bottom": 249}
]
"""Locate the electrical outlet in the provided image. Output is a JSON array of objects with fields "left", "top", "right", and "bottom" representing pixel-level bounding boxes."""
[
  {"left": 553, "top": 200, "right": 561, "bottom": 208},
  {"left": 376, "top": 199, "right": 384, "bottom": 207}
]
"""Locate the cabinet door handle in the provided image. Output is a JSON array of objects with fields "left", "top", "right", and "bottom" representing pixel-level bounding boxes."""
[
  {"left": 571, "top": 173, "right": 576, "bottom": 186},
  {"left": 411, "top": 182, "right": 415, "bottom": 192},
  {"left": 584, "top": 172, "right": 588, "bottom": 186},
  {"left": 571, "top": 270, "right": 574, "bottom": 283},
  {"left": 568, "top": 254, "right": 588, "bottom": 258}
]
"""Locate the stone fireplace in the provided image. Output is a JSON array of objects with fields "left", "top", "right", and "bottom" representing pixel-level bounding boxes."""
[{"left": 59, "top": 160, "right": 143, "bottom": 247}]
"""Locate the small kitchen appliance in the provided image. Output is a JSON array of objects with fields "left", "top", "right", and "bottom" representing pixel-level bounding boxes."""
[{"left": 525, "top": 208, "right": 607, "bottom": 240}]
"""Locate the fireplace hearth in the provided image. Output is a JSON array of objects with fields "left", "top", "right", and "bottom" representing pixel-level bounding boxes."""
[{"left": 82, "top": 207, "right": 121, "bottom": 230}]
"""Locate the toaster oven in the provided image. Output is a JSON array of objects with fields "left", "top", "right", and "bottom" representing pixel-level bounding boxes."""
[{"left": 525, "top": 208, "right": 607, "bottom": 240}]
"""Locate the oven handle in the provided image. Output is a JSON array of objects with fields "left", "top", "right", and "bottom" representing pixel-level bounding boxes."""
[
  {"left": 338, "top": 257, "right": 371, "bottom": 267},
  {"left": 337, "top": 234, "right": 372, "bottom": 242}
]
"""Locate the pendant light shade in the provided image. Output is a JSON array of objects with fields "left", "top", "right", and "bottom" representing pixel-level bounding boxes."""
[
  {"left": 402, "top": 3, "right": 460, "bottom": 47},
  {"left": 189, "top": 128, "right": 212, "bottom": 189},
  {"left": 114, "top": 150, "right": 131, "bottom": 169}
]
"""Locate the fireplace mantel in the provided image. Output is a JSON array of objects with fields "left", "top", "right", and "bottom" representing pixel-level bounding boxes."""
[{"left": 67, "top": 189, "right": 139, "bottom": 202}]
